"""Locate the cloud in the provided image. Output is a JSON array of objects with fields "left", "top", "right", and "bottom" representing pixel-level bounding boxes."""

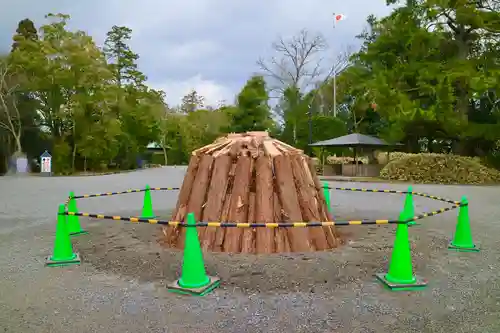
[
  {"left": 0, "top": 0, "right": 395, "bottom": 106},
  {"left": 151, "top": 74, "right": 233, "bottom": 107}
]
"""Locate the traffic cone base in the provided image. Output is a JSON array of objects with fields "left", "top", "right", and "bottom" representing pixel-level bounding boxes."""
[
  {"left": 45, "top": 252, "right": 81, "bottom": 267},
  {"left": 70, "top": 230, "right": 88, "bottom": 236},
  {"left": 167, "top": 276, "right": 220, "bottom": 296},
  {"left": 375, "top": 273, "right": 427, "bottom": 291},
  {"left": 448, "top": 243, "right": 479, "bottom": 252},
  {"left": 138, "top": 214, "right": 156, "bottom": 219}
]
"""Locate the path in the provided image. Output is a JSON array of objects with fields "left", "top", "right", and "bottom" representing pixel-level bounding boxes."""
[{"left": 0, "top": 167, "right": 499, "bottom": 333}]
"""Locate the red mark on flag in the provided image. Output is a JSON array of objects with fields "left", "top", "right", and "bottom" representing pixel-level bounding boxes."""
[{"left": 334, "top": 13, "right": 347, "bottom": 22}]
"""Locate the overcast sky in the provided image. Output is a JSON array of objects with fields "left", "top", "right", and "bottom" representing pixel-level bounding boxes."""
[{"left": 1, "top": 0, "right": 394, "bottom": 107}]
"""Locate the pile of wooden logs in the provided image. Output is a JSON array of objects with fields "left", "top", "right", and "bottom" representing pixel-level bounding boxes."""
[{"left": 162, "top": 131, "right": 341, "bottom": 253}]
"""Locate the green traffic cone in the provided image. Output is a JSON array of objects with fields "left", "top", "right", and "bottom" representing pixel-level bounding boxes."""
[
  {"left": 167, "top": 212, "right": 220, "bottom": 296},
  {"left": 140, "top": 185, "right": 155, "bottom": 219},
  {"left": 323, "top": 182, "right": 332, "bottom": 213},
  {"left": 375, "top": 222, "right": 427, "bottom": 290},
  {"left": 67, "top": 192, "right": 87, "bottom": 236},
  {"left": 46, "top": 204, "right": 81, "bottom": 267},
  {"left": 402, "top": 186, "right": 417, "bottom": 226},
  {"left": 449, "top": 196, "right": 479, "bottom": 252}
]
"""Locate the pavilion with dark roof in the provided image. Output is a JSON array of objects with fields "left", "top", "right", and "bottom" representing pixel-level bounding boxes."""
[{"left": 310, "top": 133, "right": 401, "bottom": 177}]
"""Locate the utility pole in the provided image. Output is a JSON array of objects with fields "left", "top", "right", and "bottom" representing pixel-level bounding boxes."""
[
  {"left": 308, "top": 106, "right": 313, "bottom": 155},
  {"left": 332, "top": 13, "right": 346, "bottom": 117},
  {"left": 333, "top": 64, "right": 337, "bottom": 118}
]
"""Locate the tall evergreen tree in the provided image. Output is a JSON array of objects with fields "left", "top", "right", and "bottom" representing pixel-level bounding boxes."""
[
  {"left": 103, "top": 25, "right": 146, "bottom": 87},
  {"left": 11, "top": 18, "right": 38, "bottom": 51},
  {"left": 229, "top": 75, "right": 273, "bottom": 133}
]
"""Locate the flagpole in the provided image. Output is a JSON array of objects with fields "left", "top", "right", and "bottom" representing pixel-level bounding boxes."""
[
  {"left": 332, "top": 14, "right": 337, "bottom": 118},
  {"left": 333, "top": 59, "right": 337, "bottom": 117}
]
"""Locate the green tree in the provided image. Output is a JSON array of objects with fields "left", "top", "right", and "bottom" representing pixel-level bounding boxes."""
[
  {"left": 11, "top": 18, "right": 38, "bottom": 51},
  {"left": 185, "top": 108, "right": 229, "bottom": 146},
  {"left": 228, "top": 75, "right": 273, "bottom": 132},
  {"left": 387, "top": 0, "right": 500, "bottom": 125},
  {"left": 180, "top": 89, "right": 205, "bottom": 113},
  {"left": 279, "top": 86, "right": 313, "bottom": 145},
  {"left": 4, "top": 18, "right": 41, "bottom": 166},
  {"left": 4, "top": 14, "right": 167, "bottom": 173},
  {"left": 329, "top": 1, "right": 500, "bottom": 157},
  {"left": 296, "top": 115, "right": 347, "bottom": 153},
  {"left": 158, "top": 111, "right": 190, "bottom": 164},
  {"left": 103, "top": 25, "right": 162, "bottom": 169},
  {"left": 103, "top": 25, "right": 146, "bottom": 87},
  {"left": 10, "top": 14, "right": 117, "bottom": 172}
]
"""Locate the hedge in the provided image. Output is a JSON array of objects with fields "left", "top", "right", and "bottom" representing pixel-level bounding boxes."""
[{"left": 380, "top": 153, "right": 500, "bottom": 184}]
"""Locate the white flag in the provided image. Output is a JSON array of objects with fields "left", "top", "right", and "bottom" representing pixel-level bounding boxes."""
[{"left": 333, "top": 13, "right": 347, "bottom": 27}]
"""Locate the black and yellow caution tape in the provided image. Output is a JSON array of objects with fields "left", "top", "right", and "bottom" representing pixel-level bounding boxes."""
[
  {"left": 411, "top": 192, "right": 459, "bottom": 204},
  {"left": 72, "top": 187, "right": 180, "bottom": 199},
  {"left": 65, "top": 185, "right": 464, "bottom": 228},
  {"left": 61, "top": 201, "right": 462, "bottom": 227},
  {"left": 71, "top": 185, "right": 459, "bottom": 206},
  {"left": 326, "top": 186, "right": 459, "bottom": 205},
  {"left": 330, "top": 187, "right": 405, "bottom": 194}
]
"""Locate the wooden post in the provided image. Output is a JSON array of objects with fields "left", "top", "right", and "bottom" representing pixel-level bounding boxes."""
[
  {"left": 200, "top": 155, "right": 232, "bottom": 251},
  {"left": 274, "top": 154, "right": 313, "bottom": 252},
  {"left": 255, "top": 155, "right": 275, "bottom": 254},
  {"left": 222, "top": 155, "right": 252, "bottom": 252}
]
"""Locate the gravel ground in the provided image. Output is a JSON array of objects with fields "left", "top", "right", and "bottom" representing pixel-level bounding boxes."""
[{"left": 1, "top": 167, "right": 499, "bottom": 333}]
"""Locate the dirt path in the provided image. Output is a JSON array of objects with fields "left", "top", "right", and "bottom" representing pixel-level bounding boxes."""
[{"left": 1, "top": 168, "right": 499, "bottom": 332}]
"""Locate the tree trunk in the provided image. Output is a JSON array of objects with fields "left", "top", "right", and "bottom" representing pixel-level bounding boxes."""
[
  {"left": 14, "top": 134, "right": 22, "bottom": 153},
  {"left": 162, "top": 147, "right": 168, "bottom": 165},
  {"left": 72, "top": 122, "right": 77, "bottom": 172}
]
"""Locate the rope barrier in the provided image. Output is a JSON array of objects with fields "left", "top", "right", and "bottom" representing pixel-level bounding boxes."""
[
  {"left": 63, "top": 185, "right": 464, "bottom": 229},
  {"left": 61, "top": 201, "right": 462, "bottom": 227},
  {"left": 326, "top": 186, "right": 459, "bottom": 204},
  {"left": 412, "top": 192, "right": 459, "bottom": 204},
  {"left": 70, "top": 186, "right": 459, "bottom": 206},
  {"left": 72, "top": 187, "right": 180, "bottom": 199}
]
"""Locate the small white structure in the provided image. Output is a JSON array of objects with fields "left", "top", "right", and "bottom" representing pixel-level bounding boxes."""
[
  {"left": 8, "top": 151, "right": 29, "bottom": 175},
  {"left": 16, "top": 155, "right": 28, "bottom": 174},
  {"left": 40, "top": 150, "right": 52, "bottom": 176}
]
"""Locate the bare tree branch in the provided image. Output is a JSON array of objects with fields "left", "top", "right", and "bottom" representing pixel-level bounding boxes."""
[
  {"left": 0, "top": 61, "right": 23, "bottom": 152},
  {"left": 257, "top": 29, "right": 327, "bottom": 93}
]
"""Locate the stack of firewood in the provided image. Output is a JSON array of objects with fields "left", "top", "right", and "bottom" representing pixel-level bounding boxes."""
[{"left": 163, "top": 131, "right": 341, "bottom": 254}]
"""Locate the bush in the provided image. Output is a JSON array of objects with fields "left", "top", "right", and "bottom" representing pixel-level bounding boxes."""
[
  {"left": 380, "top": 153, "right": 500, "bottom": 184},
  {"left": 376, "top": 151, "right": 482, "bottom": 166},
  {"left": 151, "top": 152, "right": 166, "bottom": 165},
  {"left": 52, "top": 140, "right": 72, "bottom": 175},
  {"left": 327, "top": 156, "right": 369, "bottom": 165}
]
